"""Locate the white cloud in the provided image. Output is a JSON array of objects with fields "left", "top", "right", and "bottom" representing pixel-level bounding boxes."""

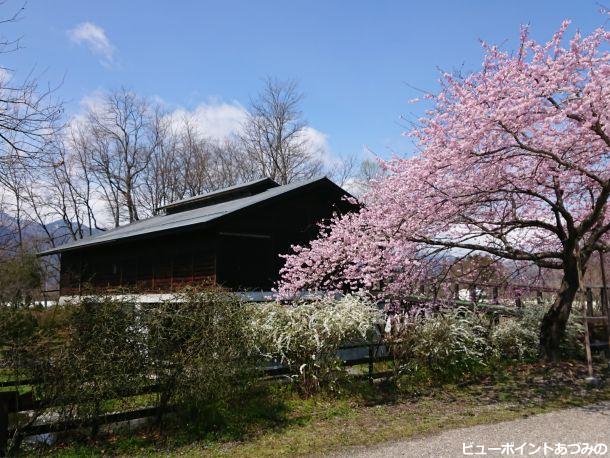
[
  {"left": 78, "top": 90, "right": 106, "bottom": 112},
  {"left": 166, "top": 100, "right": 248, "bottom": 140},
  {"left": 67, "top": 22, "right": 115, "bottom": 65},
  {"left": 66, "top": 90, "right": 106, "bottom": 132},
  {"left": 0, "top": 68, "right": 11, "bottom": 85},
  {"left": 166, "top": 101, "right": 341, "bottom": 168},
  {"left": 301, "top": 126, "right": 342, "bottom": 169},
  {"left": 72, "top": 95, "right": 345, "bottom": 178}
]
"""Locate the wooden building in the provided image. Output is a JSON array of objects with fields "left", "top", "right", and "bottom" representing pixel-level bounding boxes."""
[{"left": 39, "top": 177, "right": 354, "bottom": 297}]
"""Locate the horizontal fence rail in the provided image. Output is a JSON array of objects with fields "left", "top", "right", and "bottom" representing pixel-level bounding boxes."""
[
  {"left": 0, "top": 338, "right": 391, "bottom": 455},
  {"left": 3, "top": 282, "right": 610, "bottom": 455}
]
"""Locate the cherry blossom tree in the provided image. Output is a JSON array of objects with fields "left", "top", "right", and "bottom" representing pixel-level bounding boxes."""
[{"left": 278, "top": 20, "right": 610, "bottom": 360}]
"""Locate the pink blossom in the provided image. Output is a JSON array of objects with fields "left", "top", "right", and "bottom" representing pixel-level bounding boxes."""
[{"left": 278, "top": 21, "right": 610, "bottom": 305}]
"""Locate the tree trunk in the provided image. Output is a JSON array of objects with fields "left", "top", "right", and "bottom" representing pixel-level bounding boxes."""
[{"left": 540, "top": 260, "right": 581, "bottom": 361}]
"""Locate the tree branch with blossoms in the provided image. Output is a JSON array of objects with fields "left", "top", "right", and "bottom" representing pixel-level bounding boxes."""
[{"left": 278, "top": 19, "right": 610, "bottom": 360}]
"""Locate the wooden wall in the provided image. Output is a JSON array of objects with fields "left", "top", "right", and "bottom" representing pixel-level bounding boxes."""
[
  {"left": 215, "top": 180, "right": 354, "bottom": 290},
  {"left": 59, "top": 180, "right": 355, "bottom": 295},
  {"left": 60, "top": 229, "right": 216, "bottom": 295}
]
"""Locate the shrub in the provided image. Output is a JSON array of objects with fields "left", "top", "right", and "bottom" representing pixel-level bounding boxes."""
[
  {"left": 51, "top": 296, "right": 148, "bottom": 431},
  {"left": 143, "top": 288, "right": 259, "bottom": 418},
  {"left": 0, "top": 289, "right": 259, "bottom": 453},
  {"left": 0, "top": 252, "right": 43, "bottom": 306},
  {"left": 500, "top": 304, "right": 584, "bottom": 359},
  {"left": 387, "top": 306, "right": 491, "bottom": 383},
  {"left": 251, "top": 295, "right": 381, "bottom": 394},
  {"left": 0, "top": 305, "right": 38, "bottom": 349},
  {"left": 561, "top": 312, "right": 585, "bottom": 358},
  {"left": 0, "top": 298, "right": 145, "bottom": 449},
  {"left": 0, "top": 304, "right": 59, "bottom": 454},
  {"left": 490, "top": 316, "right": 540, "bottom": 361}
]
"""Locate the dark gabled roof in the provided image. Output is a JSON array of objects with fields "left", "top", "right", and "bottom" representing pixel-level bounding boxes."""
[
  {"left": 39, "top": 177, "right": 348, "bottom": 256},
  {"left": 156, "top": 177, "right": 279, "bottom": 214}
]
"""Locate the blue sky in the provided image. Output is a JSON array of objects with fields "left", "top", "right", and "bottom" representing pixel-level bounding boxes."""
[{"left": 5, "top": 0, "right": 607, "bottom": 162}]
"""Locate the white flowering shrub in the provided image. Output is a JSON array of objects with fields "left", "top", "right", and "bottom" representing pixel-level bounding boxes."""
[
  {"left": 387, "top": 306, "right": 491, "bottom": 382},
  {"left": 491, "top": 305, "right": 583, "bottom": 360},
  {"left": 490, "top": 316, "right": 540, "bottom": 361},
  {"left": 250, "top": 295, "right": 381, "bottom": 393}
]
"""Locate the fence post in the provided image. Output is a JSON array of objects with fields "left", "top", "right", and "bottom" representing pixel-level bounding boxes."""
[
  {"left": 605, "top": 289, "right": 610, "bottom": 359},
  {"left": 586, "top": 287, "right": 594, "bottom": 316},
  {"left": 368, "top": 344, "right": 374, "bottom": 378},
  {"left": 515, "top": 290, "right": 523, "bottom": 308},
  {"left": 583, "top": 301, "right": 594, "bottom": 379},
  {"left": 492, "top": 286, "right": 499, "bottom": 304},
  {"left": 469, "top": 284, "right": 477, "bottom": 303},
  {"left": 0, "top": 392, "right": 11, "bottom": 457}
]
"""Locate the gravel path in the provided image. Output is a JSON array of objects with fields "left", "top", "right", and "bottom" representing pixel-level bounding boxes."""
[{"left": 336, "top": 402, "right": 610, "bottom": 457}]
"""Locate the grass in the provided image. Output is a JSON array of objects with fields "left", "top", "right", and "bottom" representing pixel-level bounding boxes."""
[
  {"left": 24, "top": 359, "right": 610, "bottom": 457},
  {"left": 0, "top": 368, "right": 35, "bottom": 394}
]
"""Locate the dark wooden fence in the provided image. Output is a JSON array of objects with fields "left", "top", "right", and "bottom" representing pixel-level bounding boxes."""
[
  {"left": 448, "top": 282, "right": 610, "bottom": 371},
  {"left": 3, "top": 283, "right": 610, "bottom": 455},
  {"left": 0, "top": 337, "right": 393, "bottom": 456}
]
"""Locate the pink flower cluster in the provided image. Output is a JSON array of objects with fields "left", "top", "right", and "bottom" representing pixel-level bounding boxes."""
[{"left": 278, "top": 20, "right": 610, "bottom": 300}]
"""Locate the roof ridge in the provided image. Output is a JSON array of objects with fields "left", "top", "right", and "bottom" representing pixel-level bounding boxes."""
[{"left": 156, "top": 177, "right": 279, "bottom": 212}]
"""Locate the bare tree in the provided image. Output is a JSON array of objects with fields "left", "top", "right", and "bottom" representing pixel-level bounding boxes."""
[
  {"left": 0, "top": 2, "right": 62, "bottom": 167},
  {"left": 0, "top": 156, "right": 27, "bottom": 250},
  {"left": 141, "top": 117, "right": 231, "bottom": 213},
  {"left": 328, "top": 154, "right": 358, "bottom": 188},
  {"left": 32, "top": 136, "right": 104, "bottom": 242},
  {"left": 212, "top": 137, "right": 259, "bottom": 186},
  {"left": 239, "top": 78, "right": 322, "bottom": 184},
  {"left": 80, "top": 89, "right": 162, "bottom": 225},
  {"left": 140, "top": 121, "right": 181, "bottom": 214},
  {"left": 142, "top": 117, "right": 261, "bottom": 214},
  {"left": 0, "top": 1, "right": 62, "bottom": 257},
  {"left": 330, "top": 158, "right": 382, "bottom": 197}
]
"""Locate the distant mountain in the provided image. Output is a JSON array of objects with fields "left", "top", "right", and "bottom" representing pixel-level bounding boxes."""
[{"left": 0, "top": 212, "right": 100, "bottom": 252}]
